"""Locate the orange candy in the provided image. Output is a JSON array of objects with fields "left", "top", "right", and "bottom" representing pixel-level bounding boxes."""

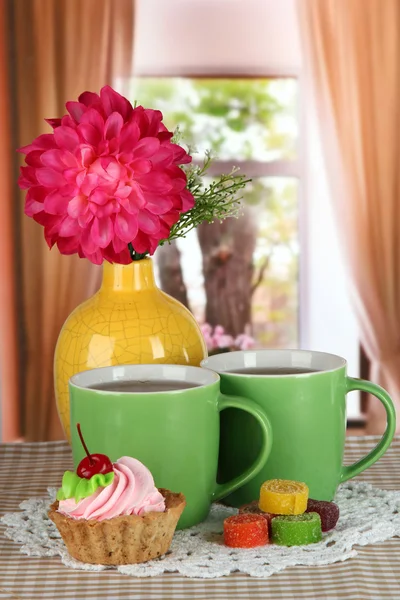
[
  {"left": 223, "top": 514, "right": 269, "bottom": 548},
  {"left": 239, "top": 501, "right": 277, "bottom": 535}
]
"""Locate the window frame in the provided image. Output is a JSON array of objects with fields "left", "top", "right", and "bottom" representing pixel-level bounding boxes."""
[{"left": 130, "top": 72, "right": 305, "bottom": 347}]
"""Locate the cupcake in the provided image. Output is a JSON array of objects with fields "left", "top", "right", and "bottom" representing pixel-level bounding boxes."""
[{"left": 49, "top": 425, "right": 185, "bottom": 565}]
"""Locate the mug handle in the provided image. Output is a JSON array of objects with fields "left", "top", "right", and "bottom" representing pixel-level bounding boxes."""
[
  {"left": 340, "top": 377, "right": 396, "bottom": 483},
  {"left": 212, "top": 393, "right": 273, "bottom": 502}
]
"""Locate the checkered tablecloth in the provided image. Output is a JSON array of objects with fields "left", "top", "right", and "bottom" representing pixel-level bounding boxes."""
[{"left": 1, "top": 437, "right": 400, "bottom": 600}]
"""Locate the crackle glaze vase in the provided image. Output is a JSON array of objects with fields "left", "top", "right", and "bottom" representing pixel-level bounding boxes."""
[{"left": 54, "top": 258, "right": 207, "bottom": 441}]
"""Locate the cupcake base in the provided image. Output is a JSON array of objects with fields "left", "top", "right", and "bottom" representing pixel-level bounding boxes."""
[{"left": 48, "top": 489, "right": 185, "bottom": 565}]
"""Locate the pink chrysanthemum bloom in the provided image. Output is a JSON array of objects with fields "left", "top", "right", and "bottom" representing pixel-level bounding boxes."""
[{"left": 18, "top": 86, "right": 194, "bottom": 264}]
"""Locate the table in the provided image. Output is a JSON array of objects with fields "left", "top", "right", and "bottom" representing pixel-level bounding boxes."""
[{"left": 1, "top": 437, "right": 400, "bottom": 599}]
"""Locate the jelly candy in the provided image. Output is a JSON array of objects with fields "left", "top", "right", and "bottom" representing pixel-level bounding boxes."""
[
  {"left": 306, "top": 499, "right": 339, "bottom": 532},
  {"left": 224, "top": 514, "right": 269, "bottom": 548},
  {"left": 238, "top": 501, "right": 276, "bottom": 535},
  {"left": 259, "top": 479, "right": 308, "bottom": 515},
  {"left": 271, "top": 512, "right": 322, "bottom": 546}
]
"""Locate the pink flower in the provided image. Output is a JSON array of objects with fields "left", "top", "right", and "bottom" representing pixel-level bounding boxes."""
[
  {"left": 200, "top": 323, "right": 256, "bottom": 352},
  {"left": 213, "top": 331, "right": 235, "bottom": 349},
  {"left": 200, "top": 323, "right": 234, "bottom": 351},
  {"left": 211, "top": 325, "right": 234, "bottom": 349},
  {"left": 234, "top": 333, "right": 255, "bottom": 351},
  {"left": 200, "top": 324, "right": 214, "bottom": 351},
  {"left": 18, "top": 86, "right": 194, "bottom": 264},
  {"left": 200, "top": 323, "right": 212, "bottom": 336},
  {"left": 214, "top": 325, "right": 225, "bottom": 337}
]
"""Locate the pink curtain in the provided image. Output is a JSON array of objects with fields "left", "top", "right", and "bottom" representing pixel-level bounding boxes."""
[
  {"left": 298, "top": 0, "right": 400, "bottom": 432},
  {"left": 1, "top": 0, "right": 134, "bottom": 441},
  {"left": 0, "top": 1, "right": 19, "bottom": 440}
]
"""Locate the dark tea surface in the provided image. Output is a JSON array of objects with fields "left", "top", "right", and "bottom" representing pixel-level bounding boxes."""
[
  {"left": 225, "top": 367, "right": 319, "bottom": 375},
  {"left": 87, "top": 380, "right": 200, "bottom": 393}
]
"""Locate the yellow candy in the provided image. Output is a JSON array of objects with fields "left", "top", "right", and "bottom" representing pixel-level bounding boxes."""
[{"left": 259, "top": 479, "right": 309, "bottom": 515}]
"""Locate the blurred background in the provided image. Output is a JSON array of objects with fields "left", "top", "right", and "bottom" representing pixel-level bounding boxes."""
[{"left": 1, "top": 0, "right": 399, "bottom": 441}]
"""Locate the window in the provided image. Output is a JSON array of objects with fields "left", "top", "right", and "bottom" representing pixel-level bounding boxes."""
[{"left": 119, "top": 77, "right": 300, "bottom": 348}]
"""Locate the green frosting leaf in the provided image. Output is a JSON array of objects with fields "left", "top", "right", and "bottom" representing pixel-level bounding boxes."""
[{"left": 56, "top": 471, "right": 114, "bottom": 503}]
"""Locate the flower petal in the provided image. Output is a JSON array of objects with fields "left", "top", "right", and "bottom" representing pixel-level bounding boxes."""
[
  {"left": 80, "top": 173, "right": 100, "bottom": 196},
  {"left": 78, "top": 123, "right": 101, "bottom": 145},
  {"left": 45, "top": 118, "right": 62, "bottom": 129},
  {"left": 104, "top": 112, "right": 124, "bottom": 140},
  {"left": 80, "top": 226, "right": 98, "bottom": 254},
  {"left": 25, "top": 151, "right": 44, "bottom": 168},
  {"left": 57, "top": 236, "right": 80, "bottom": 255},
  {"left": 131, "top": 137, "right": 160, "bottom": 159},
  {"left": 130, "top": 159, "right": 152, "bottom": 175},
  {"left": 93, "top": 201, "right": 116, "bottom": 219},
  {"left": 115, "top": 209, "right": 139, "bottom": 243},
  {"left": 61, "top": 115, "right": 76, "bottom": 128},
  {"left": 180, "top": 189, "right": 195, "bottom": 212},
  {"left": 171, "top": 143, "right": 192, "bottom": 165},
  {"left": 89, "top": 250, "right": 104, "bottom": 265},
  {"left": 103, "top": 158, "right": 125, "bottom": 180},
  {"left": 160, "top": 209, "right": 180, "bottom": 227},
  {"left": 89, "top": 189, "right": 112, "bottom": 206},
  {"left": 115, "top": 184, "right": 132, "bottom": 199},
  {"left": 78, "top": 211, "right": 94, "bottom": 228},
  {"left": 144, "top": 193, "right": 173, "bottom": 215},
  {"left": 58, "top": 216, "right": 80, "bottom": 237},
  {"left": 138, "top": 210, "right": 160, "bottom": 234},
  {"left": 36, "top": 168, "right": 65, "bottom": 187},
  {"left": 78, "top": 91, "right": 100, "bottom": 107},
  {"left": 103, "top": 243, "right": 131, "bottom": 264},
  {"left": 111, "top": 235, "right": 127, "bottom": 253},
  {"left": 25, "top": 191, "right": 44, "bottom": 216},
  {"left": 54, "top": 126, "right": 80, "bottom": 151},
  {"left": 18, "top": 167, "right": 37, "bottom": 188},
  {"left": 119, "top": 121, "right": 140, "bottom": 152},
  {"left": 80, "top": 145, "right": 96, "bottom": 168},
  {"left": 18, "top": 133, "right": 56, "bottom": 154},
  {"left": 66, "top": 101, "right": 86, "bottom": 122},
  {"left": 68, "top": 195, "right": 87, "bottom": 218},
  {"left": 157, "top": 131, "right": 174, "bottom": 143},
  {"left": 88, "top": 158, "right": 108, "bottom": 180},
  {"left": 158, "top": 219, "right": 171, "bottom": 239},
  {"left": 41, "top": 150, "right": 69, "bottom": 171},
  {"left": 100, "top": 85, "right": 132, "bottom": 119},
  {"left": 118, "top": 183, "right": 145, "bottom": 213},
  {"left": 80, "top": 107, "right": 105, "bottom": 130},
  {"left": 44, "top": 215, "right": 63, "bottom": 247},
  {"left": 150, "top": 147, "right": 173, "bottom": 168},
  {"left": 144, "top": 109, "right": 163, "bottom": 136},
  {"left": 167, "top": 166, "right": 187, "bottom": 190},
  {"left": 131, "top": 230, "right": 157, "bottom": 255},
  {"left": 44, "top": 191, "right": 70, "bottom": 215},
  {"left": 136, "top": 171, "right": 172, "bottom": 192},
  {"left": 91, "top": 216, "right": 113, "bottom": 248}
]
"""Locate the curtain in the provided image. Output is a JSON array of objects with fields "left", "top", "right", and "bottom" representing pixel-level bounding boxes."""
[
  {"left": 298, "top": 0, "right": 400, "bottom": 433},
  {"left": 0, "top": 1, "right": 19, "bottom": 441},
  {"left": 2, "top": 0, "right": 134, "bottom": 441}
]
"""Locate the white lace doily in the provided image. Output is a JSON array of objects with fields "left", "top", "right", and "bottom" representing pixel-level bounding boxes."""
[{"left": 2, "top": 482, "right": 400, "bottom": 579}]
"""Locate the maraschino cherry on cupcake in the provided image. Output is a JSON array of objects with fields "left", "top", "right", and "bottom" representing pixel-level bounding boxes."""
[{"left": 49, "top": 424, "right": 185, "bottom": 565}]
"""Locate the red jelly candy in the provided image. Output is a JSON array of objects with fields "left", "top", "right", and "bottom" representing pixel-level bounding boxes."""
[
  {"left": 306, "top": 499, "right": 339, "bottom": 532},
  {"left": 239, "top": 501, "right": 277, "bottom": 535},
  {"left": 224, "top": 514, "right": 269, "bottom": 548}
]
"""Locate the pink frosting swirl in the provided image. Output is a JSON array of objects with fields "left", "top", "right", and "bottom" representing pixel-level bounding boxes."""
[{"left": 58, "top": 457, "right": 165, "bottom": 521}]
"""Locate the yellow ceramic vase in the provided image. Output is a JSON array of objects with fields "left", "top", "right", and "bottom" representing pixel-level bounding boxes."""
[{"left": 54, "top": 258, "right": 207, "bottom": 441}]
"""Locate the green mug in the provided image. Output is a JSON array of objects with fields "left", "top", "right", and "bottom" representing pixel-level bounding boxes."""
[
  {"left": 69, "top": 364, "right": 272, "bottom": 529},
  {"left": 201, "top": 349, "right": 396, "bottom": 506}
]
